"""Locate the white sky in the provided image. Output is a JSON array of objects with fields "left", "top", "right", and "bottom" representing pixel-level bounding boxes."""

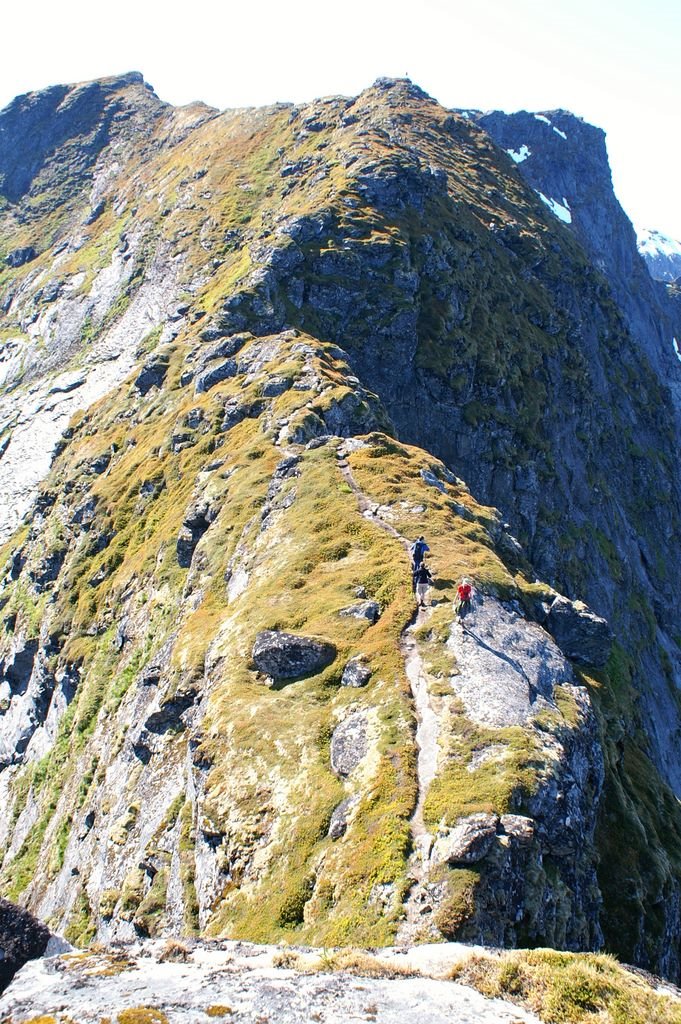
[{"left": 1, "top": 0, "right": 680, "bottom": 239}]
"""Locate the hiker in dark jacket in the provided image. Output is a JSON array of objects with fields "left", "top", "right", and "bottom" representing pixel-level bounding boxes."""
[
  {"left": 410, "top": 535, "right": 429, "bottom": 570},
  {"left": 414, "top": 562, "right": 433, "bottom": 608}
]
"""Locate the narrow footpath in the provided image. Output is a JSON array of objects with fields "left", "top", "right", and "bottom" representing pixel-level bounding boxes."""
[{"left": 336, "top": 444, "right": 442, "bottom": 941}]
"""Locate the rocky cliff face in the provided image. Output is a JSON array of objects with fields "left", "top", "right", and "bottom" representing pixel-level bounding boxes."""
[{"left": 1, "top": 74, "right": 681, "bottom": 979}]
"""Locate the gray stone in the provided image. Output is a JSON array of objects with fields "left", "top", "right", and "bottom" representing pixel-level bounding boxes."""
[
  {"left": 330, "top": 710, "right": 368, "bottom": 777},
  {"left": 328, "top": 795, "right": 359, "bottom": 839},
  {"left": 134, "top": 355, "right": 169, "bottom": 395},
  {"left": 420, "top": 468, "right": 446, "bottom": 492},
  {"left": 448, "top": 595, "right": 574, "bottom": 728},
  {"left": 431, "top": 813, "right": 499, "bottom": 865},
  {"left": 341, "top": 657, "right": 372, "bottom": 688},
  {"left": 252, "top": 630, "right": 336, "bottom": 680},
  {"left": 6, "top": 246, "right": 36, "bottom": 268},
  {"left": 261, "top": 375, "right": 292, "bottom": 397},
  {"left": 28, "top": 548, "right": 66, "bottom": 591},
  {"left": 195, "top": 358, "right": 238, "bottom": 394},
  {"left": 339, "top": 601, "right": 381, "bottom": 624},
  {"left": 176, "top": 500, "right": 216, "bottom": 568}
]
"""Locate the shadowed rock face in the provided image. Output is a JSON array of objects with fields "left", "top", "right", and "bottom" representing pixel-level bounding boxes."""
[
  {"left": 0, "top": 898, "right": 51, "bottom": 993},
  {"left": 0, "top": 73, "right": 163, "bottom": 205},
  {"left": 545, "top": 596, "right": 612, "bottom": 667}
]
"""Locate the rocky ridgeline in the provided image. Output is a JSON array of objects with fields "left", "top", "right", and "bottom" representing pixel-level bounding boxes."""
[
  {"left": 0, "top": 74, "right": 680, "bottom": 981},
  {"left": 0, "top": 937, "right": 545, "bottom": 1023}
]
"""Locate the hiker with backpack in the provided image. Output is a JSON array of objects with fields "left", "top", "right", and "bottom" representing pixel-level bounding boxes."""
[
  {"left": 410, "top": 535, "right": 429, "bottom": 570},
  {"left": 454, "top": 578, "right": 474, "bottom": 620},
  {"left": 413, "top": 561, "right": 434, "bottom": 608}
]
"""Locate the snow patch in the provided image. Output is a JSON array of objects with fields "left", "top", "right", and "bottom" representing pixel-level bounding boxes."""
[
  {"left": 536, "top": 192, "right": 572, "bottom": 224},
  {"left": 507, "top": 144, "right": 531, "bottom": 164},
  {"left": 673, "top": 338, "right": 681, "bottom": 364},
  {"left": 533, "top": 113, "right": 567, "bottom": 139},
  {"left": 638, "top": 228, "right": 681, "bottom": 259}
]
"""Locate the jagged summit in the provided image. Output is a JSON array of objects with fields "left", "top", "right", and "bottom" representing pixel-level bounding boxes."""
[{"left": 1, "top": 73, "right": 681, "bottom": 981}]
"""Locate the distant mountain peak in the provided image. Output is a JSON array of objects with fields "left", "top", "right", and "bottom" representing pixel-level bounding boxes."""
[{"left": 638, "top": 227, "right": 681, "bottom": 282}]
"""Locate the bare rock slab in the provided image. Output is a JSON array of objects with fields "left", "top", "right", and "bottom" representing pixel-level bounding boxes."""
[{"left": 447, "top": 595, "right": 574, "bottom": 728}]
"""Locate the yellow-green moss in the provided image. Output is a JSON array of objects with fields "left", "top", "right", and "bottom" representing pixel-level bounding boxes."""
[{"left": 117, "top": 1010, "right": 170, "bottom": 1024}]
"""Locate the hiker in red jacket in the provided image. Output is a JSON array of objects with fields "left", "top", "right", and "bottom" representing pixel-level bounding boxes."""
[{"left": 454, "top": 578, "right": 473, "bottom": 619}]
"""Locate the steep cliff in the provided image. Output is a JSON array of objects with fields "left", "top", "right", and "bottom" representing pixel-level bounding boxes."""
[{"left": 1, "top": 75, "right": 681, "bottom": 979}]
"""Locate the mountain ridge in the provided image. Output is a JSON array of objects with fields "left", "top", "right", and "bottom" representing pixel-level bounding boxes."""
[{"left": 1, "top": 74, "right": 681, "bottom": 982}]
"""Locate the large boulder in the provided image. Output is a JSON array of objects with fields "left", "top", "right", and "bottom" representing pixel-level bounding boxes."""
[
  {"left": 0, "top": 899, "right": 51, "bottom": 993},
  {"left": 546, "top": 596, "right": 613, "bottom": 668},
  {"left": 5, "top": 246, "right": 36, "bottom": 268},
  {"left": 252, "top": 630, "right": 336, "bottom": 679}
]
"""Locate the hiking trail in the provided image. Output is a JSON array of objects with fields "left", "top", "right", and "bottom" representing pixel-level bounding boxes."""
[{"left": 336, "top": 444, "right": 443, "bottom": 941}]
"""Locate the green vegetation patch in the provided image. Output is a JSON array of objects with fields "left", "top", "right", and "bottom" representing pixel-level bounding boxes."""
[{"left": 450, "top": 948, "right": 681, "bottom": 1024}]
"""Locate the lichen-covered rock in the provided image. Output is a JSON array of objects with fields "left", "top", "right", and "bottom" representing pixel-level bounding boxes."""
[
  {"left": 499, "top": 814, "right": 535, "bottom": 846},
  {"left": 252, "top": 630, "right": 336, "bottom": 679},
  {"left": 330, "top": 710, "right": 368, "bottom": 777},
  {"left": 340, "top": 657, "right": 372, "bottom": 688}
]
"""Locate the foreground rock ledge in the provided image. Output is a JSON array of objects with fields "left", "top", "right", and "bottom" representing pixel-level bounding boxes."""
[{"left": 0, "top": 939, "right": 544, "bottom": 1024}]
